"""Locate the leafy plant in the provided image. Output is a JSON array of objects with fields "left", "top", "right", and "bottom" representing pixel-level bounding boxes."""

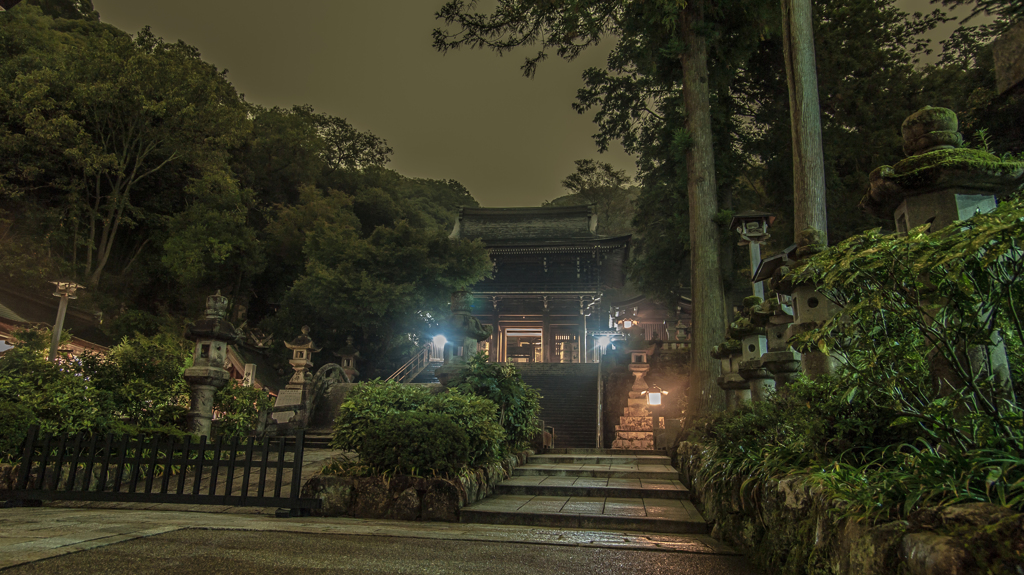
[
  {"left": 0, "top": 400, "right": 38, "bottom": 462},
  {"left": 360, "top": 411, "right": 471, "bottom": 478},
  {"left": 214, "top": 379, "right": 275, "bottom": 439},
  {"left": 330, "top": 379, "right": 430, "bottom": 451},
  {"left": 451, "top": 353, "right": 542, "bottom": 451},
  {"left": 424, "top": 389, "right": 505, "bottom": 467}
]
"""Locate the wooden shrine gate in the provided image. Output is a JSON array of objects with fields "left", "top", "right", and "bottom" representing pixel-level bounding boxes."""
[{"left": 6, "top": 426, "right": 321, "bottom": 516}]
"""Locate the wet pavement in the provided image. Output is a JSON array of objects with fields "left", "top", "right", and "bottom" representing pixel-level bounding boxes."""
[
  {"left": 0, "top": 507, "right": 760, "bottom": 573},
  {"left": 0, "top": 528, "right": 763, "bottom": 574}
]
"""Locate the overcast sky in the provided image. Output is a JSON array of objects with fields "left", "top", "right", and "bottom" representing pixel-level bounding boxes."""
[{"left": 91, "top": 0, "right": 968, "bottom": 208}]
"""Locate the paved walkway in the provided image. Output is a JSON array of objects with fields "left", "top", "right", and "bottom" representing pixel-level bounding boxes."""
[
  {"left": 0, "top": 507, "right": 741, "bottom": 571},
  {"left": 2, "top": 526, "right": 764, "bottom": 574}
]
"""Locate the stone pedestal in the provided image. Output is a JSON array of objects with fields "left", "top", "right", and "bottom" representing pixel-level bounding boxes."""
[
  {"left": 273, "top": 326, "right": 321, "bottom": 428},
  {"left": 183, "top": 292, "right": 239, "bottom": 437},
  {"left": 612, "top": 356, "right": 656, "bottom": 450}
]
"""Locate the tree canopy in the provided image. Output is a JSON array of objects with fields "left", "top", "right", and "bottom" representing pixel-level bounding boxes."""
[{"left": 0, "top": 4, "right": 489, "bottom": 375}]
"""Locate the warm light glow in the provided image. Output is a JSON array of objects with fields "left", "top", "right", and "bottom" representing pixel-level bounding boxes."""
[
  {"left": 432, "top": 334, "right": 447, "bottom": 347},
  {"left": 647, "top": 392, "right": 661, "bottom": 406},
  {"left": 622, "top": 319, "right": 633, "bottom": 329}
]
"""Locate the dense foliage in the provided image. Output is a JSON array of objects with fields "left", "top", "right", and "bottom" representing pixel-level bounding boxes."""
[
  {"left": 361, "top": 411, "right": 472, "bottom": 478},
  {"left": 0, "top": 4, "right": 488, "bottom": 375},
  {"left": 695, "top": 196, "right": 1024, "bottom": 522},
  {"left": 331, "top": 370, "right": 540, "bottom": 477},
  {"left": 450, "top": 353, "right": 542, "bottom": 451},
  {"left": 0, "top": 327, "right": 279, "bottom": 458},
  {"left": 0, "top": 330, "right": 193, "bottom": 452}
]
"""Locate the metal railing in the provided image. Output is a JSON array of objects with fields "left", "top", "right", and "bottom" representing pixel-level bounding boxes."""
[{"left": 386, "top": 341, "right": 444, "bottom": 383}]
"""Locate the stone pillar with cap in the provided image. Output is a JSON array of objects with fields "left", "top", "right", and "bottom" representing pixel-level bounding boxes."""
[
  {"left": 272, "top": 326, "right": 321, "bottom": 426},
  {"left": 184, "top": 292, "right": 239, "bottom": 437},
  {"left": 774, "top": 228, "right": 843, "bottom": 379},
  {"left": 735, "top": 297, "right": 774, "bottom": 402},
  {"left": 712, "top": 335, "right": 746, "bottom": 411},
  {"left": 860, "top": 106, "right": 1024, "bottom": 394},
  {"left": 335, "top": 336, "right": 360, "bottom": 382},
  {"left": 436, "top": 291, "right": 493, "bottom": 386}
]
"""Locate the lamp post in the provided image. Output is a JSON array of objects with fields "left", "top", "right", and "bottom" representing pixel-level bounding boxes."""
[
  {"left": 48, "top": 281, "right": 84, "bottom": 362},
  {"left": 730, "top": 210, "right": 776, "bottom": 300}
]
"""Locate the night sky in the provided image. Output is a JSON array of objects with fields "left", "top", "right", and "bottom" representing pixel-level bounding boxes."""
[{"left": 91, "top": 0, "right": 967, "bottom": 208}]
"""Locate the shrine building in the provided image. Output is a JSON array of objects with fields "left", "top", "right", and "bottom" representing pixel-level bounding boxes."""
[{"left": 449, "top": 205, "right": 635, "bottom": 363}]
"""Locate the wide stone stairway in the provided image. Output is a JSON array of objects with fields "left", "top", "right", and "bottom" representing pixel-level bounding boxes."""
[
  {"left": 517, "top": 364, "right": 599, "bottom": 448},
  {"left": 461, "top": 448, "right": 706, "bottom": 534}
]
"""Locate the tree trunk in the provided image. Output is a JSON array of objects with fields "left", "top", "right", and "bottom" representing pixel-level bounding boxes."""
[
  {"left": 680, "top": 0, "right": 726, "bottom": 421},
  {"left": 782, "top": 0, "right": 828, "bottom": 240}
]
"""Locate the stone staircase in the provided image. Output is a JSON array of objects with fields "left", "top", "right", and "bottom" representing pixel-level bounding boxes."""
[
  {"left": 411, "top": 361, "right": 443, "bottom": 384},
  {"left": 460, "top": 448, "right": 706, "bottom": 534},
  {"left": 518, "top": 364, "right": 599, "bottom": 448}
]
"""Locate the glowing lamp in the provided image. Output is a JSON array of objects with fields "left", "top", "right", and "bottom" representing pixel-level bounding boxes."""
[
  {"left": 432, "top": 334, "right": 447, "bottom": 347},
  {"left": 641, "top": 384, "right": 667, "bottom": 406},
  {"left": 616, "top": 313, "right": 640, "bottom": 332}
]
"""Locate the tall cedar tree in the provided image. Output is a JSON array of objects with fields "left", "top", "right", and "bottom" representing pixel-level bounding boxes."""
[{"left": 435, "top": 0, "right": 777, "bottom": 417}]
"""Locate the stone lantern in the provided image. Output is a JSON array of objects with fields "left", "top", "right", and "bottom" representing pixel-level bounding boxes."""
[
  {"left": 734, "top": 297, "right": 774, "bottom": 402},
  {"left": 860, "top": 106, "right": 1023, "bottom": 233},
  {"left": 749, "top": 248, "right": 803, "bottom": 390},
  {"left": 335, "top": 336, "right": 360, "bottom": 382},
  {"left": 860, "top": 106, "right": 1023, "bottom": 392},
  {"left": 772, "top": 229, "right": 842, "bottom": 379},
  {"left": 612, "top": 351, "right": 656, "bottom": 450},
  {"left": 272, "top": 326, "right": 321, "bottom": 426},
  {"left": 435, "top": 291, "right": 493, "bottom": 386},
  {"left": 184, "top": 292, "right": 239, "bottom": 437},
  {"left": 730, "top": 210, "right": 776, "bottom": 300},
  {"left": 47, "top": 280, "right": 84, "bottom": 362},
  {"left": 711, "top": 336, "right": 746, "bottom": 411}
]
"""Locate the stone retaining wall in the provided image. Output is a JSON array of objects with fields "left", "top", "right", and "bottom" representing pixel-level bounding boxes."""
[
  {"left": 677, "top": 441, "right": 1023, "bottom": 574},
  {"left": 300, "top": 451, "right": 530, "bottom": 522}
]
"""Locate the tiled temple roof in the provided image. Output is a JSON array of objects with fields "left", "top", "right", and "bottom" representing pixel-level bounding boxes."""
[{"left": 451, "top": 205, "right": 628, "bottom": 245}]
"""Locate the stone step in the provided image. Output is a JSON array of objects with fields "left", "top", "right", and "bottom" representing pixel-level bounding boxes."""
[
  {"left": 460, "top": 495, "right": 707, "bottom": 535},
  {"left": 513, "top": 463, "right": 680, "bottom": 480},
  {"left": 495, "top": 476, "right": 686, "bottom": 499},
  {"left": 544, "top": 448, "right": 666, "bottom": 456},
  {"left": 528, "top": 454, "right": 670, "bottom": 465}
]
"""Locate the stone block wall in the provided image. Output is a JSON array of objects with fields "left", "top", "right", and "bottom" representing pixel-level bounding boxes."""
[
  {"left": 300, "top": 451, "right": 530, "bottom": 521},
  {"left": 677, "top": 441, "right": 1023, "bottom": 574}
]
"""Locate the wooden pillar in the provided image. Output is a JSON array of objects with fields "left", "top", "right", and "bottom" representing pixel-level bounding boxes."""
[
  {"left": 579, "top": 313, "right": 587, "bottom": 364},
  {"left": 490, "top": 308, "right": 500, "bottom": 362},
  {"left": 542, "top": 311, "right": 552, "bottom": 363}
]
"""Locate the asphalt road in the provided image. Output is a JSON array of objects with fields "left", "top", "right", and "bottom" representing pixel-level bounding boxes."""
[{"left": 3, "top": 529, "right": 763, "bottom": 575}]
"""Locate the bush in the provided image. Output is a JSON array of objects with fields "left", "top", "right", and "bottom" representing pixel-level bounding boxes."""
[
  {"left": 451, "top": 353, "right": 542, "bottom": 451},
  {"left": 214, "top": 379, "right": 275, "bottom": 439},
  {"left": 360, "top": 411, "right": 470, "bottom": 477},
  {"left": 425, "top": 390, "right": 505, "bottom": 467},
  {"left": 0, "top": 401, "right": 37, "bottom": 462},
  {"left": 331, "top": 379, "right": 430, "bottom": 451}
]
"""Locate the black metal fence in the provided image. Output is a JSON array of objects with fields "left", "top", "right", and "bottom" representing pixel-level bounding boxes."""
[{"left": 7, "top": 426, "right": 321, "bottom": 514}]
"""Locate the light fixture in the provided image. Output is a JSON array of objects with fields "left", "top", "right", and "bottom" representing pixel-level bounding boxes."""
[
  {"left": 616, "top": 313, "right": 640, "bottom": 331},
  {"left": 432, "top": 334, "right": 447, "bottom": 347},
  {"left": 640, "top": 384, "right": 668, "bottom": 406}
]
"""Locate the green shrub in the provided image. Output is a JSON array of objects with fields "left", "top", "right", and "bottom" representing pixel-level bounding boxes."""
[
  {"left": 214, "top": 379, "right": 275, "bottom": 439},
  {"left": 424, "top": 389, "right": 505, "bottom": 466},
  {"left": 451, "top": 353, "right": 542, "bottom": 450},
  {"left": 0, "top": 401, "right": 37, "bottom": 462},
  {"left": 331, "top": 379, "right": 431, "bottom": 451},
  {"left": 361, "top": 411, "right": 470, "bottom": 477},
  {"left": 697, "top": 197, "right": 1024, "bottom": 525}
]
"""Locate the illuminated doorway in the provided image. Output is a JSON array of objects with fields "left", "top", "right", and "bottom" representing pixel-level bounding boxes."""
[{"left": 504, "top": 327, "right": 543, "bottom": 363}]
